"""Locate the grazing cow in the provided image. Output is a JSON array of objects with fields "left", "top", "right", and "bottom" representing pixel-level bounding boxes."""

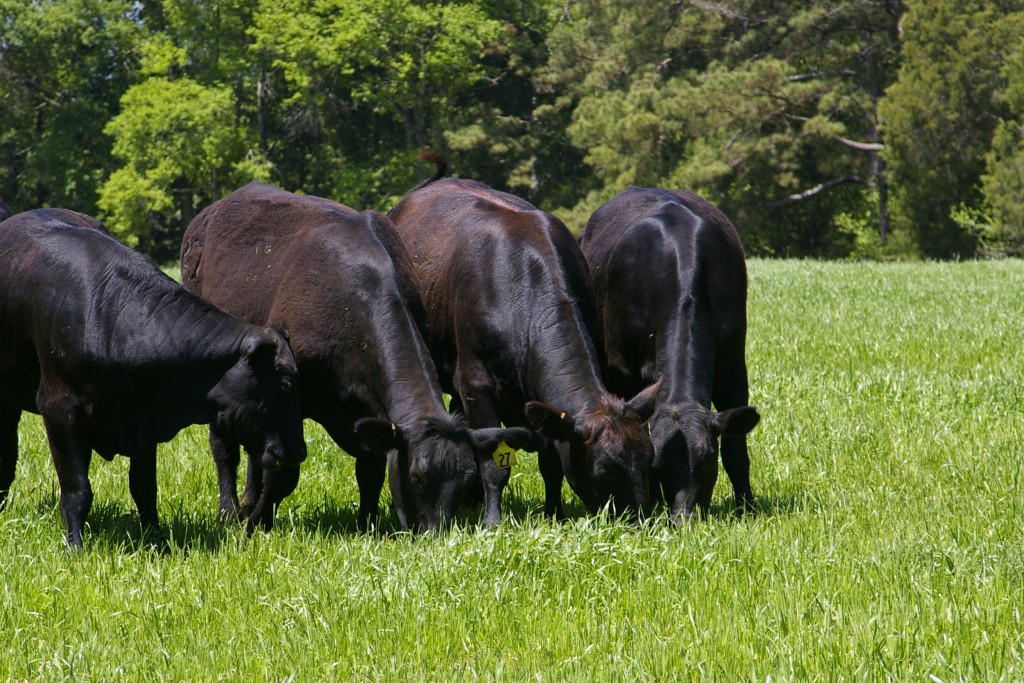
[
  {"left": 0, "top": 199, "right": 11, "bottom": 222},
  {"left": 0, "top": 209, "right": 306, "bottom": 548},
  {"left": 180, "top": 183, "right": 534, "bottom": 532},
  {"left": 579, "top": 187, "right": 760, "bottom": 522},
  {"left": 388, "top": 177, "right": 659, "bottom": 525}
]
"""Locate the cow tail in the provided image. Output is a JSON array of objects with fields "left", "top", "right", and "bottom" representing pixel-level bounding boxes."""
[{"left": 410, "top": 150, "right": 449, "bottom": 191}]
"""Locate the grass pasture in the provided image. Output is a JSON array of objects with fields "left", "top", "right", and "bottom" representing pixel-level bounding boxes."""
[{"left": 2, "top": 259, "right": 1023, "bottom": 681}]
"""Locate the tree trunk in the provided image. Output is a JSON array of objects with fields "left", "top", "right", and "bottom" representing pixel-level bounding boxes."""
[
  {"left": 257, "top": 67, "right": 267, "bottom": 153},
  {"left": 876, "top": 155, "right": 890, "bottom": 246}
]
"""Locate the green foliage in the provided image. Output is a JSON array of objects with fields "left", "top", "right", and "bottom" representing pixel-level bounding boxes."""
[
  {"left": 9, "top": 1, "right": 1024, "bottom": 259},
  {"left": 98, "top": 77, "right": 271, "bottom": 257},
  {"left": 248, "top": 0, "right": 520, "bottom": 208},
  {"left": 880, "top": 0, "right": 1024, "bottom": 258},
  {"left": 541, "top": 0, "right": 902, "bottom": 256},
  {"left": 835, "top": 195, "right": 919, "bottom": 261},
  {"left": 980, "top": 39, "right": 1024, "bottom": 251},
  {"left": 3, "top": 261, "right": 1024, "bottom": 678},
  {"left": 0, "top": 0, "right": 141, "bottom": 213}
]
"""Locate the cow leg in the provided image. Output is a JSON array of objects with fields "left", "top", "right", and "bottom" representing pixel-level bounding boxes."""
[
  {"left": 0, "top": 406, "right": 20, "bottom": 510},
  {"left": 355, "top": 455, "right": 387, "bottom": 532},
  {"left": 714, "top": 362, "right": 755, "bottom": 512},
  {"left": 455, "top": 362, "right": 505, "bottom": 526},
  {"left": 720, "top": 432, "right": 752, "bottom": 511},
  {"left": 128, "top": 447, "right": 161, "bottom": 541},
  {"left": 39, "top": 407, "right": 93, "bottom": 549},
  {"left": 537, "top": 442, "right": 566, "bottom": 520},
  {"left": 209, "top": 427, "right": 244, "bottom": 522}
]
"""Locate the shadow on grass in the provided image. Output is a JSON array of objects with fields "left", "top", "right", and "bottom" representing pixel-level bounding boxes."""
[
  {"left": 23, "top": 484, "right": 816, "bottom": 554},
  {"left": 626, "top": 488, "right": 813, "bottom": 526},
  {"left": 285, "top": 481, "right": 594, "bottom": 538},
  {"left": 293, "top": 496, "right": 363, "bottom": 537},
  {"left": 749, "top": 491, "right": 816, "bottom": 517},
  {"left": 696, "top": 490, "right": 813, "bottom": 520},
  {"left": 83, "top": 502, "right": 232, "bottom": 555}
]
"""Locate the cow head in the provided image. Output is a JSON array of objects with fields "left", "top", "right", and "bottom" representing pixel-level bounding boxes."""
[
  {"left": 649, "top": 402, "right": 760, "bottom": 519},
  {"left": 525, "top": 383, "right": 659, "bottom": 519},
  {"left": 212, "top": 325, "right": 307, "bottom": 473},
  {"left": 369, "top": 414, "right": 538, "bottom": 532}
]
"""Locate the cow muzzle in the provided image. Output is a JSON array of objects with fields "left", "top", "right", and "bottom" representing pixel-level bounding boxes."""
[{"left": 262, "top": 440, "right": 307, "bottom": 470}]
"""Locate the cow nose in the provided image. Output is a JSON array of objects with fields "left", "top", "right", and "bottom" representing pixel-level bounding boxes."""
[
  {"left": 261, "top": 451, "right": 285, "bottom": 471},
  {"left": 261, "top": 441, "right": 299, "bottom": 470},
  {"left": 290, "top": 444, "right": 308, "bottom": 465},
  {"left": 263, "top": 439, "right": 306, "bottom": 469}
]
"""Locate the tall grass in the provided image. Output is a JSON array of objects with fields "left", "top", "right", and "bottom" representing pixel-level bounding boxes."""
[{"left": 2, "top": 260, "right": 1022, "bottom": 681}]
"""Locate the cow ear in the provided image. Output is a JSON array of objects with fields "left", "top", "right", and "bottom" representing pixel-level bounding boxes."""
[
  {"left": 353, "top": 418, "right": 404, "bottom": 458},
  {"left": 261, "top": 325, "right": 298, "bottom": 374},
  {"left": 471, "top": 426, "right": 544, "bottom": 454},
  {"left": 627, "top": 378, "right": 662, "bottom": 421},
  {"left": 267, "top": 323, "right": 290, "bottom": 343},
  {"left": 712, "top": 406, "right": 760, "bottom": 437},
  {"left": 242, "top": 330, "right": 277, "bottom": 364},
  {"left": 524, "top": 401, "right": 576, "bottom": 441}
]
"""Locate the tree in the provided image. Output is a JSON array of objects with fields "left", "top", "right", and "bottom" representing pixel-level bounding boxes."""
[
  {"left": 880, "top": 0, "right": 1024, "bottom": 258},
  {"left": 540, "top": 0, "right": 903, "bottom": 255},
  {"left": 250, "top": 0, "right": 512, "bottom": 208},
  {"left": 98, "top": 77, "right": 271, "bottom": 258},
  {"left": 0, "top": 0, "right": 140, "bottom": 214},
  {"left": 443, "top": 0, "right": 586, "bottom": 209},
  {"left": 979, "top": 37, "right": 1024, "bottom": 253}
]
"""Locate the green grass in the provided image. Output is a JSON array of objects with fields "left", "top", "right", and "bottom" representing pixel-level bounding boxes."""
[{"left": 3, "top": 259, "right": 1023, "bottom": 681}]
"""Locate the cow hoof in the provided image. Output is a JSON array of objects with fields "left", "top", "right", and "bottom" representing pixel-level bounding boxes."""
[
  {"left": 141, "top": 525, "right": 168, "bottom": 550},
  {"left": 734, "top": 495, "right": 757, "bottom": 517},
  {"left": 670, "top": 510, "right": 698, "bottom": 526},
  {"left": 734, "top": 504, "right": 758, "bottom": 519},
  {"left": 218, "top": 504, "right": 245, "bottom": 526}
]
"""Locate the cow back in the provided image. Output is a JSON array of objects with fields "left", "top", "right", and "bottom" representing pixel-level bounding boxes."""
[
  {"left": 581, "top": 187, "right": 748, "bottom": 389},
  {"left": 182, "top": 182, "right": 442, "bottom": 426},
  {"left": 389, "top": 178, "right": 603, "bottom": 401},
  {"left": 1, "top": 209, "right": 245, "bottom": 399},
  {"left": 0, "top": 208, "right": 294, "bottom": 453}
]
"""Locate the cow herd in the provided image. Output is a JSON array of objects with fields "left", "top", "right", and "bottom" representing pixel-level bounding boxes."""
[{"left": 0, "top": 158, "right": 759, "bottom": 548}]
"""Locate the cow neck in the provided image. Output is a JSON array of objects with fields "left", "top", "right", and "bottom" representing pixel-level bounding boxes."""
[
  {"left": 95, "top": 276, "right": 250, "bottom": 376},
  {"left": 353, "top": 298, "right": 449, "bottom": 430},
  {"left": 379, "top": 355, "right": 449, "bottom": 431},
  {"left": 529, "top": 306, "right": 609, "bottom": 419},
  {"left": 655, "top": 301, "right": 715, "bottom": 407}
]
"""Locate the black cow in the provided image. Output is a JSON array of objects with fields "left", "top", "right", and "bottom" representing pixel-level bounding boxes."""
[
  {"left": 579, "top": 187, "right": 760, "bottom": 522},
  {"left": 180, "top": 183, "right": 533, "bottom": 532},
  {"left": 0, "top": 209, "right": 306, "bottom": 547},
  {"left": 0, "top": 199, "right": 11, "bottom": 222},
  {"left": 388, "top": 177, "right": 659, "bottom": 525}
]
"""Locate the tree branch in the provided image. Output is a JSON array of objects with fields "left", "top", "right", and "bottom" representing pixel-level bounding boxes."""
[
  {"left": 754, "top": 176, "right": 865, "bottom": 209},
  {"left": 833, "top": 135, "right": 885, "bottom": 152},
  {"left": 788, "top": 69, "right": 857, "bottom": 82},
  {"left": 783, "top": 115, "right": 886, "bottom": 152}
]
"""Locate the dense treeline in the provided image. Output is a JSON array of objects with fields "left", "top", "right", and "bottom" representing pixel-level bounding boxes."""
[{"left": 2, "top": 0, "right": 1024, "bottom": 261}]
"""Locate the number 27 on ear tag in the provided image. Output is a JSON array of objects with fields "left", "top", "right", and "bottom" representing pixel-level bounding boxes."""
[{"left": 493, "top": 441, "right": 518, "bottom": 469}]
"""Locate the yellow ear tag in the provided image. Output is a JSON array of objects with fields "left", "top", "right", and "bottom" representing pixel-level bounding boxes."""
[{"left": 493, "top": 441, "right": 518, "bottom": 469}]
